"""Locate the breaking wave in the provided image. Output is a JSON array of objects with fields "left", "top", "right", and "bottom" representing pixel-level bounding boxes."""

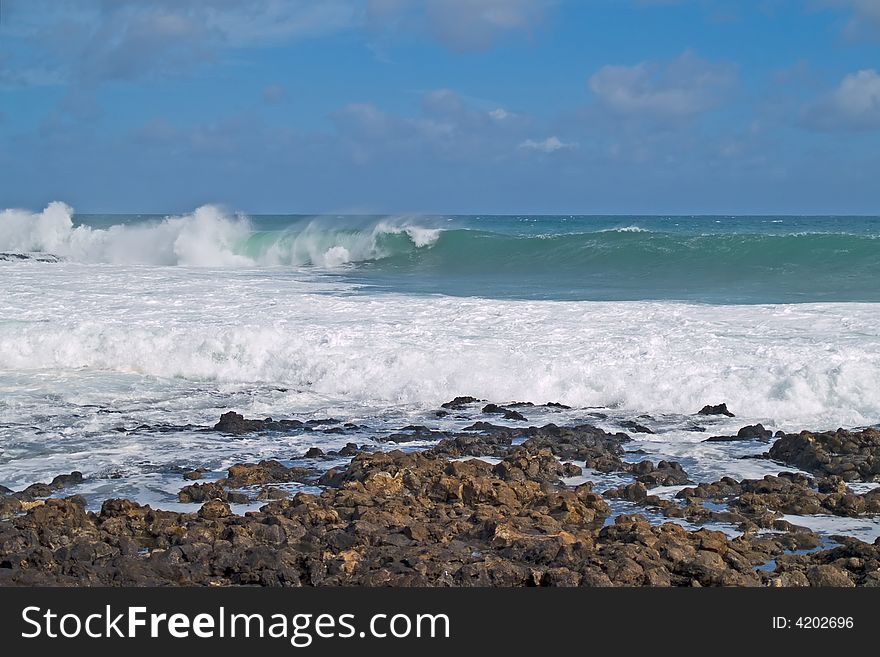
[{"left": 0, "top": 202, "right": 441, "bottom": 268}]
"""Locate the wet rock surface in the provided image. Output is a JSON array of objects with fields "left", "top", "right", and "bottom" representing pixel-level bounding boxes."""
[
  {"left": 481, "top": 404, "right": 528, "bottom": 421},
  {"left": 212, "top": 411, "right": 347, "bottom": 436},
  {"left": 2, "top": 406, "right": 880, "bottom": 586},
  {"left": 705, "top": 424, "right": 773, "bottom": 442},
  {"left": 698, "top": 403, "right": 735, "bottom": 417},
  {"left": 768, "top": 428, "right": 880, "bottom": 482}
]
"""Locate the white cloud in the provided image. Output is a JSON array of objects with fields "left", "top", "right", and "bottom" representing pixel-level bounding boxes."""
[
  {"left": 802, "top": 69, "right": 880, "bottom": 131},
  {"left": 518, "top": 136, "right": 577, "bottom": 153},
  {"left": 588, "top": 51, "right": 736, "bottom": 119},
  {"left": 3, "top": 0, "right": 552, "bottom": 87},
  {"left": 488, "top": 108, "right": 511, "bottom": 120}
]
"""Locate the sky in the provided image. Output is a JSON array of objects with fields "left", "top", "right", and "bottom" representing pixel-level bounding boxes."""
[{"left": 1, "top": 0, "right": 879, "bottom": 214}]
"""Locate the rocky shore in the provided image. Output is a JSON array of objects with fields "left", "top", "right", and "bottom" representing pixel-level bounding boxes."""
[{"left": 1, "top": 402, "right": 879, "bottom": 587}]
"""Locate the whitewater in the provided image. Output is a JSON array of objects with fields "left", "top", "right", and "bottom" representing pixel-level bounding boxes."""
[{"left": 1, "top": 203, "right": 879, "bottom": 538}]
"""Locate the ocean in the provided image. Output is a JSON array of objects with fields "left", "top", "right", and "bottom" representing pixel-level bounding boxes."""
[{"left": 1, "top": 203, "right": 879, "bottom": 539}]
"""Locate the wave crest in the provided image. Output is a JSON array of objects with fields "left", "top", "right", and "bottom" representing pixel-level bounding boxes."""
[{"left": 0, "top": 203, "right": 441, "bottom": 268}]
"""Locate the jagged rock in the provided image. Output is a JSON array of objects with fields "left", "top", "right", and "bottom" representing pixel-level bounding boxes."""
[
  {"left": 737, "top": 424, "right": 773, "bottom": 439},
  {"left": 4, "top": 411, "right": 880, "bottom": 588},
  {"left": 481, "top": 404, "right": 527, "bottom": 421},
  {"left": 630, "top": 460, "right": 690, "bottom": 487},
  {"left": 226, "top": 460, "right": 312, "bottom": 488},
  {"left": 337, "top": 443, "right": 360, "bottom": 457},
  {"left": 769, "top": 428, "right": 880, "bottom": 482},
  {"left": 440, "top": 396, "right": 482, "bottom": 409},
  {"left": 697, "top": 403, "right": 734, "bottom": 417},
  {"left": 213, "top": 411, "right": 305, "bottom": 435}
]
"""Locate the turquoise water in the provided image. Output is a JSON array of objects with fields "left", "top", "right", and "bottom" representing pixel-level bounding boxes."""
[{"left": 72, "top": 213, "right": 880, "bottom": 304}]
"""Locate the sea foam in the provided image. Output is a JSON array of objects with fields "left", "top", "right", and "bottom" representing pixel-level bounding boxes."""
[{"left": 1, "top": 259, "right": 879, "bottom": 429}]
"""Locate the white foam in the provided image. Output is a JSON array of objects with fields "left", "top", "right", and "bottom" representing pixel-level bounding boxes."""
[
  {"left": 1, "top": 261, "right": 879, "bottom": 429},
  {"left": 0, "top": 202, "right": 255, "bottom": 266},
  {"left": 781, "top": 514, "right": 880, "bottom": 543}
]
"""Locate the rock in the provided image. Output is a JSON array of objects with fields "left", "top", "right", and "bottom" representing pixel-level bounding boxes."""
[
  {"left": 337, "top": 443, "right": 360, "bottom": 457},
  {"left": 49, "top": 472, "right": 84, "bottom": 489},
  {"left": 619, "top": 421, "right": 654, "bottom": 434},
  {"left": 697, "top": 403, "right": 734, "bottom": 417},
  {"left": 704, "top": 425, "right": 772, "bottom": 442},
  {"left": 440, "top": 396, "right": 482, "bottom": 409},
  {"left": 515, "top": 423, "right": 630, "bottom": 473},
  {"left": 19, "top": 483, "right": 53, "bottom": 500},
  {"left": 256, "top": 486, "right": 290, "bottom": 501},
  {"left": 178, "top": 482, "right": 226, "bottom": 503},
  {"left": 605, "top": 481, "right": 648, "bottom": 502},
  {"left": 0, "top": 252, "right": 62, "bottom": 263},
  {"left": 631, "top": 460, "right": 690, "bottom": 487},
  {"left": 226, "top": 460, "right": 312, "bottom": 488},
  {"left": 383, "top": 426, "right": 446, "bottom": 443},
  {"left": 214, "top": 411, "right": 270, "bottom": 434},
  {"left": 6, "top": 416, "right": 880, "bottom": 588},
  {"left": 183, "top": 470, "right": 204, "bottom": 481},
  {"left": 0, "top": 496, "right": 23, "bottom": 520},
  {"left": 737, "top": 424, "right": 773, "bottom": 439},
  {"left": 431, "top": 432, "right": 513, "bottom": 458},
  {"left": 304, "top": 447, "right": 325, "bottom": 458},
  {"left": 768, "top": 428, "right": 880, "bottom": 482},
  {"left": 805, "top": 565, "right": 855, "bottom": 587},
  {"left": 481, "top": 404, "right": 527, "bottom": 421},
  {"left": 213, "top": 411, "right": 305, "bottom": 435},
  {"left": 198, "top": 499, "right": 231, "bottom": 520}
]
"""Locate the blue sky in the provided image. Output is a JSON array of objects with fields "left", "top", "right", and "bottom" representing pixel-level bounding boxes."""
[{"left": 1, "top": 0, "right": 879, "bottom": 214}]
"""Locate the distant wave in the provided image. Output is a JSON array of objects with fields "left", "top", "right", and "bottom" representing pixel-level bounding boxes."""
[{"left": 599, "top": 225, "right": 648, "bottom": 233}]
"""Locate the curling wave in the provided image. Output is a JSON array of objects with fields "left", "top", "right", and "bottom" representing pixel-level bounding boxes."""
[{"left": 0, "top": 202, "right": 441, "bottom": 268}]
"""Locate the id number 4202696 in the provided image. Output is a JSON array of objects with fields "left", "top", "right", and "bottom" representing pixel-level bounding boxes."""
[{"left": 772, "top": 617, "right": 854, "bottom": 629}]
